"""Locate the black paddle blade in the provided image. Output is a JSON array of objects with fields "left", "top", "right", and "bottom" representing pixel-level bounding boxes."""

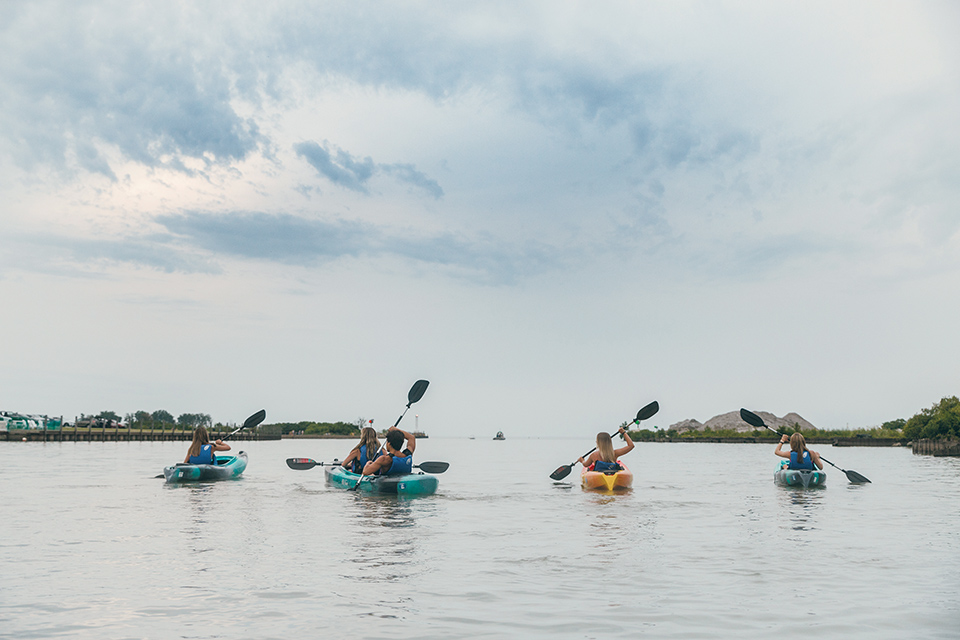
[
  {"left": 244, "top": 409, "right": 267, "bottom": 429},
  {"left": 636, "top": 401, "right": 659, "bottom": 422},
  {"left": 407, "top": 379, "right": 430, "bottom": 406},
  {"left": 740, "top": 408, "right": 764, "bottom": 428},
  {"left": 417, "top": 461, "right": 449, "bottom": 473},
  {"left": 845, "top": 469, "right": 871, "bottom": 484},
  {"left": 286, "top": 458, "right": 318, "bottom": 470},
  {"left": 550, "top": 464, "right": 573, "bottom": 481}
]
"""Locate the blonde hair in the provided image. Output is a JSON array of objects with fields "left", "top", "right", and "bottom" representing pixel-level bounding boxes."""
[
  {"left": 789, "top": 433, "right": 809, "bottom": 462},
  {"left": 356, "top": 427, "right": 380, "bottom": 455},
  {"left": 596, "top": 432, "right": 616, "bottom": 463},
  {"left": 188, "top": 426, "right": 210, "bottom": 458}
]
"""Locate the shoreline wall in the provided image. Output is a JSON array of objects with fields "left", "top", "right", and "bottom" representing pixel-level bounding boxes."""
[{"left": 912, "top": 438, "right": 960, "bottom": 457}]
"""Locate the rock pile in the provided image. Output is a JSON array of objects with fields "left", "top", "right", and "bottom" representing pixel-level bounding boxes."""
[{"left": 670, "top": 411, "right": 816, "bottom": 433}]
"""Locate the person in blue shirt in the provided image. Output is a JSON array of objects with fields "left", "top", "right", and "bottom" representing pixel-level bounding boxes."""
[
  {"left": 775, "top": 432, "right": 823, "bottom": 470},
  {"left": 361, "top": 427, "right": 416, "bottom": 476},
  {"left": 340, "top": 427, "right": 381, "bottom": 473},
  {"left": 578, "top": 426, "right": 635, "bottom": 471},
  {"left": 184, "top": 426, "right": 231, "bottom": 464}
]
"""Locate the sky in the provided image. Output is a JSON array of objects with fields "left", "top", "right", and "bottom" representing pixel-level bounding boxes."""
[{"left": 1, "top": 1, "right": 958, "bottom": 436}]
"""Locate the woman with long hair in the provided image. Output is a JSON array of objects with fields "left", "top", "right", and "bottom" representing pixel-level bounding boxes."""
[
  {"left": 184, "top": 426, "right": 231, "bottom": 464},
  {"left": 341, "top": 427, "right": 382, "bottom": 473},
  {"left": 775, "top": 432, "right": 823, "bottom": 470},
  {"left": 578, "top": 426, "right": 635, "bottom": 471}
]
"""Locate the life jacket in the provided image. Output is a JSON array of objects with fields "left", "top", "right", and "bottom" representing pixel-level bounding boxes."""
[
  {"left": 788, "top": 450, "right": 814, "bottom": 470},
  {"left": 351, "top": 444, "right": 381, "bottom": 473},
  {"left": 188, "top": 444, "right": 215, "bottom": 465},
  {"left": 592, "top": 460, "right": 622, "bottom": 472},
  {"left": 379, "top": 452, "right": 413, "bottom": 476}
]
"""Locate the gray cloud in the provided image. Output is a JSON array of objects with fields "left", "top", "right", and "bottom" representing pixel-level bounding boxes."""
[{"left": 294, "top": 141, "right": 443, "bottom": 198}]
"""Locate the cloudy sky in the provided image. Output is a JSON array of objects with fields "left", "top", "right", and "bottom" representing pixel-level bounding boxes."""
[{"left": 2, "top": 1, "right": 958, "bottom": 435}]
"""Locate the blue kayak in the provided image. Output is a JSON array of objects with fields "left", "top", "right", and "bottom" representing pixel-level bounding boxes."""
[
  {"left": 163, "top": 452, "right": 248, "bottom": 483},
  {"left": 324, "top": 464, "right": 438, "bottom": 496}
]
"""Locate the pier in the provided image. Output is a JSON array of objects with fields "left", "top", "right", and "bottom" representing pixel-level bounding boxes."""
[{"left": 1, "top": 425, "right": 281, "bottom": 442}]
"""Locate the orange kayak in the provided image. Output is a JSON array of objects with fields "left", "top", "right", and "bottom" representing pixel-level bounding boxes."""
[{"left": 581, "top": 462, "right": 633, "bottom": 491}]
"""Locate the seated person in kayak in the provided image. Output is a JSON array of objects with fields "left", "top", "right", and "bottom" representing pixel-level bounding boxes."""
[
  {"left": 184, "top": 426, "right": 231, "bottom": 464},
  {"left": 340, "top": 427, "right": 382, "bottom": 473},
  {"left": 579, "top": 427, "right": 634, "bottom": 472},
  {"left": 361, "top": 427, "right": 416, "bottom": 476},
  {"left": 775, "top": 433, "right": 823, "bottom": 470}
]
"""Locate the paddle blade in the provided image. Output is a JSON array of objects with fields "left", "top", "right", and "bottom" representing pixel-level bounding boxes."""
[
  {"left": 407, "top": 379, "right": 430, "bottom": 405},
  {"left": 244, "top": 409, "right": 267, "bottom": 429},
  {"left": 550, "top": 464, "right": 573, "bottom": 481},
  {"left": 286, "top": 458, "right": 318, "bottom": 470},
  {"left": 740, "top": 408, "right": 764, "bottom": 428},
  {"left": 636, "top": 401, "right": 659, "bottom": 422},
  {"left": 845, "top": 469, "right": 871, "bottom": 484},
  {"left": 417, "top": 461, "right": 449, "bottom": 473}
]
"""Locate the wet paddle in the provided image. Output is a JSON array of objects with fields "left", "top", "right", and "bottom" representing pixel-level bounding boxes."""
[
  {"left": 550, "top": 401, "right": 659, "bottom": 481},
  {"left": 154, "top": 409, "right": 266, "bottom": 477},
  {"left": 351, "top": 380, "right": 430, "bottom": 490},
  {"left": 739, "top": 408, "right": 871, "bottom": 483},
  {"left": 286, "top": 457, "right": 449, "bottom": 473}
]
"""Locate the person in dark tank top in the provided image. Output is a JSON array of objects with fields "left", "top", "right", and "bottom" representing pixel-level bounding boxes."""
[
  {"left": 362, "top": 427, "right": 416, "bottom": 476},
  {"left": 775, "top": 432, "right": 823, "bottom": 470}
]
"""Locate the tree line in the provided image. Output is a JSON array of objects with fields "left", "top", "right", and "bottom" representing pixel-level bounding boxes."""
[{"left": 82, "top": 410, "right": 213, "bottom": 429}]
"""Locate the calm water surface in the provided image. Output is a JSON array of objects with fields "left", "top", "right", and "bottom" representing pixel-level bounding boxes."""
[{"left": 1, "top": 438, "right": 958, "bottom": 639}]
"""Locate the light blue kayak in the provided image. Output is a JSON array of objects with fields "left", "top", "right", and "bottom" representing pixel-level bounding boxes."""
[
  {"left": 324, "top": 464, "right": 438, "bottom": 496},
  {"left": 164, "top": 452, "right": 248, "bottom": 483},
  {"left": 775, "top": 463, "right": 826, "bottom": 488}
]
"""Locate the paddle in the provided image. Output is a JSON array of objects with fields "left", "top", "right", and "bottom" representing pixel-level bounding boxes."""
[
  {"left": 350, "top": 380, "right": 430, "bottom": 490},
  {"left": 739, "top": 408, "right": 871, "bottom": 483},
  {"left": 549, "top": 401, "right": 659, "bottom": 481},
  {"left": 286, "top": 457, "right": 449, "bottom": 473},
  {"left": 155, "top": 409, "right": 266, "bottom": 477}
]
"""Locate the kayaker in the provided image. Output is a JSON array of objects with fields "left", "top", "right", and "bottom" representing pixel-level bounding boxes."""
[
  {"left": 775, "top": 433, "right": 823, "bottom": 470},
  {"left": 361, "top": 427, "right": 416, "bottom": 476},
  {"left": 340, "top": 427, "right": 382, "bottom": 473},
  {"left": 579, "top": 427, "right": 634, "bottom": 471},
  {"left": 184, "top": 426, "right": 231, "bottom": 464}
]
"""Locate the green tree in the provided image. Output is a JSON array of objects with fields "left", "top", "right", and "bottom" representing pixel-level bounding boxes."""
[
  {"left": 881, "top": 418, "right": 906, "bottom": 431},
  {"left": 903, "top": 396, "right": 960, "bottom": 440},
  {"left": 98, "top": 410, "right": 121, "bottom": 421},
  {"left": 152, "top": 410, "right": 175, "bottom": 425}
]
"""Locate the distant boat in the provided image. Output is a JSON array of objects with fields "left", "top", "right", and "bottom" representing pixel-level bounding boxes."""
[
  {"left": 493, "top": 431, "right": 505, "bottom": 440},
  {"left": 413, "top": 431, "right": 428, "bottom": 439}
]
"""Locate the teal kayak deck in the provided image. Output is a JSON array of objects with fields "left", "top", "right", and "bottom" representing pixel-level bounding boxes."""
[
  {"left": 164, "top": 451, "right": 248, "bottom": 483},
  {"left": 324, "top": 464, "right": 438, "bottom": 496},
  {"left": 775, "top": 463, "right": 826, "bottom": 488}
]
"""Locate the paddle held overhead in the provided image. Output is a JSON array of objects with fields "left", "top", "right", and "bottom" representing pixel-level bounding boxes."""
[{"left": 549, "top": 401, "right": 659, "bottom": 481}]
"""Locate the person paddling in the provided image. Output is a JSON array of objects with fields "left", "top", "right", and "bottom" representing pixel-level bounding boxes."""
[
  {"left": 362, "top": 427, "right": 416, "bottom": 476},
  {"left": 578, "top": 427, "right": 634, "bottom": 471},
  {"left": 340, "top": 427, "right": 381, "bottom": 473},
  {"left": 775, "top": 433, "right": 823, "bottom": 470},
  {"left": 184, "top": 426, "right": 231, "bottom": 464}
]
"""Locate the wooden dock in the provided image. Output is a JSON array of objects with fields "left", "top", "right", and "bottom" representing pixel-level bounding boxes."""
[{"left": 1, "top": 426, "right": 280, "bottom": 442}]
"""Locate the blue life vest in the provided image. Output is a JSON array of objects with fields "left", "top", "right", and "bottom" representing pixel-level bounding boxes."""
[
  {"left": 593, "top": 460, "right": 621, "bottom": 472},
  {"left": 382, "top": 453, "right": 413, "bottom": 476},
  {"left": 351, "top": 444, "right": 381, "bottom": 473},
  {"left": 788, "top": 451, "right": 814, "bottom": 470},
  {"left": 188, "top": 444, "right": 214, "bottom": 465}
]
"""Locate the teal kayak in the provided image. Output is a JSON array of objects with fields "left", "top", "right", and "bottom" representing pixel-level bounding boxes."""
[
  {"left": 324, "top": 464, "right": 438, "bottom": 496},
  {"left": 775, "top": 464, "right": 826, "bottom": 488},
  {"left": 164, "top": 451, "right": 248, "bottom": 483}
]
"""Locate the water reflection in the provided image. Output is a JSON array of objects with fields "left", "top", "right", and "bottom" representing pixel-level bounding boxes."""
[
  {"left": 777, "top": 487, "right": 825, "bottom": 532},
  {"left": 340, "top": 495, "right": 419, "bottom": 584}
]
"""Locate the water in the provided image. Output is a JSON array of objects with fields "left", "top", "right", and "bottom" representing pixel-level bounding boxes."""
[{"left": 1, "top": 438, "right": 958, "bottom": 639}]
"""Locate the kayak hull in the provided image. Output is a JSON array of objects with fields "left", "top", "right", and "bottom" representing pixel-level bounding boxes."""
[
  {"left": 324, "top": 465, "right": 438, "bottom": 496},
  {"left": 164, "top": 452, "right": 248, "bottom": 483},
  {"left": 775, "top": 465, "right": 826, "bottom": 488},
  {"left": 581, "top": 462, "right": 633, "bottom": 491}
]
